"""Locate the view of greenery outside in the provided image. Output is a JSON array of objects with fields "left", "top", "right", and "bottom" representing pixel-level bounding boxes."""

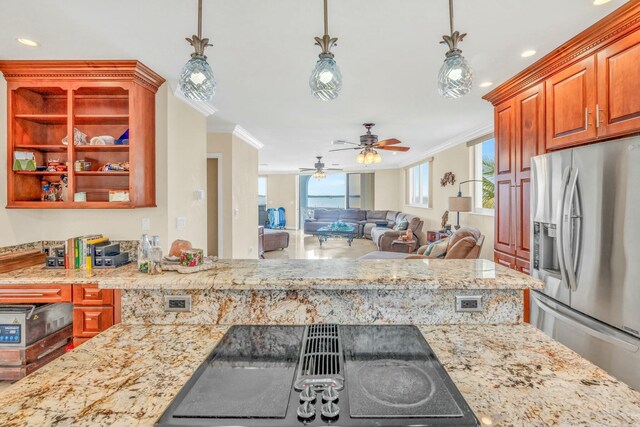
[{"left": 482, "top": 157, "right": 495, "bottom": 209}]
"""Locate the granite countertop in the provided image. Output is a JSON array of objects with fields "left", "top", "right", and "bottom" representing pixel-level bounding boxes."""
[
  {"left": 0, "top": 323, "right": 638, "bottom": 426},
  {"left": 0, "top": 259, "right": 543, "bottom": 291}
]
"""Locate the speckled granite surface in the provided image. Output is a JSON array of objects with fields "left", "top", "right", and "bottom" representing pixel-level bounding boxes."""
[
  {"left": 0, "top": 259, "right": 543, "bottom": 291},
  {"left": 0, "top": 323, "right": 638, "bottom": 427},
  {"left": 122, "top": 288, "right": 524, "bottom": 325},
  {"left": 0, "top": 242, "right": 42, "bottom": 256}
]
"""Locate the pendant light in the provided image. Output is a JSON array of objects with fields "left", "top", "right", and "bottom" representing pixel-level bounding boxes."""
[
  {"left": 438, "top": 0, "right": 473, "bottom": 99},
  {"left": 310, "top": 0, "right": 342, "bottom": 101},
  {"left": 179, "top": 0, "right": 216, "bottom": 101}
]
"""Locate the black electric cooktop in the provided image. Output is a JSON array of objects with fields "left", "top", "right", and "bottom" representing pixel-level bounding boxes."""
[{"left": 156, "top": 325, "right": 479, "bottom": 427}]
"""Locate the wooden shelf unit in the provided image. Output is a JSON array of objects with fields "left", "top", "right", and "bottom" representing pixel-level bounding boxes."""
[{"left": 0, "top": 60, "right": 165, "bottom": 209}]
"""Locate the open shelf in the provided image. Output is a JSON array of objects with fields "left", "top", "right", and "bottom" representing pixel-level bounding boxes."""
[
  {"left": 14, "top": 144, "right": 68, "bottom": 152},
  {"left": 74, "top": 145, "right": 129, "bottom": 152},
  {"left": 14, "top": 171, "right": 67, "bottom": 176},
  {"left": 74, "top": 114, "right": 129, "bottom": 125},
  {"left": 1, "top": 60, "right": 164, "bottom": 209},
  {"left": 14, "top": 114, "right": 67, "bottom": 124},
  {"left": 74, "top": 171, "right": 129, "bottom": 176}
]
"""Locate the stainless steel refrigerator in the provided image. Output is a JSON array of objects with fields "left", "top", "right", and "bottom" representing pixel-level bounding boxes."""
[{"left": 530, "top": 136, "right": 640, "bottom": 391}]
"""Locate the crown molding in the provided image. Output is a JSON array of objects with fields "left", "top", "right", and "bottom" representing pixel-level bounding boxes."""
[
  {"left": 233, "top": 125, "right": 264, "bottom": 150},
  {"left": 398, "top": 124, "right": 494, "bottom": 169},
  {"left": 171, "top": 82, "right": 219, "bottom": 117}
]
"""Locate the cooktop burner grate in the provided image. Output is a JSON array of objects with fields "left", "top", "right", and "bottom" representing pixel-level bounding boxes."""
[{"left": 294, "top": 324, "right": 344, "bottom": 390}]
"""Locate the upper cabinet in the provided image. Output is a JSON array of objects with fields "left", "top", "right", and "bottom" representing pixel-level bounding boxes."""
[
  {"left": 0, "top": 61, "right": 165, "bottom": 209},
  {"left": 596, "top": 30, "right": 640, "bottom": 139},
  {"left": 545, "top": 56, "right": 597, "bottom": 150}
]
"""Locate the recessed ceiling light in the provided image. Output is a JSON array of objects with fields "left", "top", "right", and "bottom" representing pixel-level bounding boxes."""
[
  {"left": 593, "top": 0, "right": 612, "bottom": 5},
  {"left": 16, "top": 38, "right": 39, "bottom": 47},
  {"left": 521, "top": 50, "right": 537, "bottom": 58},
  {"left": 479, "top": 81, "right": 493, "bottom": 88}
]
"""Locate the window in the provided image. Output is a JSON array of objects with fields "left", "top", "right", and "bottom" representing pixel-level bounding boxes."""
[
  {"left": 407, "top": 161, "right": 431, "bottom": 207},
  {"left": 473, "top": 137, "right": 495, "bottom": 213},
  {"left": 307, "top": 174, "right": 347, "bottom": 208},
  {"left": 258, "top": 177, "right": 267, "bottom": 207}
]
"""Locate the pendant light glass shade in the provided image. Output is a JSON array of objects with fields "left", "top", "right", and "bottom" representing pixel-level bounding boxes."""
[
  {"left": 313, "top": 171, "right": 327, "bottom": 179},
  {"left": 356, "top": 152, "right": 365, "bottom": 164},
  {"left": 438, "top": 0, "right": 472, "bottom": 99},
  {"left": 438, "top": 52, "right": 472, "bottom": 99},
  {"left": 373, "top": 152, "right": 382, "bottom": 164},
  {"left": 180, "top": 57, "right": 216, "bottom": 101},
  {"left": 310, "top": 54, "right": 342, "bottom": 101}
]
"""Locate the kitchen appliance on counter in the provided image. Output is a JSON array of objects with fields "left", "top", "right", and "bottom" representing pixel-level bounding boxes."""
[
  {"left": 157, "top": 324, "right": 478, "bottom": 427},
  {"left": 0, "top": 303, "right": 72, "bottom": 348},
  {"left": 530, "top": 136, "right": 640, "bottom": 391}
]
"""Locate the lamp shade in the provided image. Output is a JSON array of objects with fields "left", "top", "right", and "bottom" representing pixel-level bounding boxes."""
[{"left": 448, "top": 196, "right": 472, "bottom": 212}]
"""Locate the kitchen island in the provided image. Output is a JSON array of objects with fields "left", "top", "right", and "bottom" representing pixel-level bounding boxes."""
[
  {"left": 0, "top": 322, "right": 639, "bottom": 426},
  {"left": 0, "top": 259, "right": 542, "bottom": 325}
]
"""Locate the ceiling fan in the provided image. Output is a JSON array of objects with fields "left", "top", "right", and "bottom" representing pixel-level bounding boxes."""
[
  {"left": 330, "top": 123, "right": 410, "bottom": 164},
  {"left": 299, "top": 156, "right": 342, "bottom": 179}
]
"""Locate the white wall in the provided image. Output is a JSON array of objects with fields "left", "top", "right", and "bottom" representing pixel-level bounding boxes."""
[
  {"left": 0, "top": 80, "right": 208, "bottom": 254},
  {"left": 374, "top": 169, "right": 402, "bottom": 211},
  {"left": 400, "top": 142, "right": 494, "bottom": 260},
  {"left": 264, "top": 174, "right": 298, "bottom": 229},
  {"left": 207, "top": 132, "right": 259, "bottom": 259}
]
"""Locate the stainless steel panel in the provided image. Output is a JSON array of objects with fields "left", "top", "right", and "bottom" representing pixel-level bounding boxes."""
[
  {"left": 530, "top": 291, "right": 640, "bottom": 391},
  {"left": 571, "top": 137, "right": 640, "bottom": 336},
  {"left": 531, "top": 150, "right": 572, "bottom": 305}
]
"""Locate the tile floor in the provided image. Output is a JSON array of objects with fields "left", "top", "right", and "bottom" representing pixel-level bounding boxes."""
[{"left": 263, "top": 230, "right": 377, "bottom": 260}]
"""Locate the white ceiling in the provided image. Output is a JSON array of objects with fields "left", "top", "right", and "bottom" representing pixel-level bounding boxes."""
[{"left": 0, "top": 0, "right": 626, "bottom": 173}]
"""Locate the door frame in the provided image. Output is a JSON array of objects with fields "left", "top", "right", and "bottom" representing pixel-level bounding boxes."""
[{"left": 206, "top": 153, "right": 224, "bottom": 258}]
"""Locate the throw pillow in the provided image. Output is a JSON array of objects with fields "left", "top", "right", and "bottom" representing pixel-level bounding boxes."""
[
  {"left": 394, "top": 220, "right": 409, "bottom": 231},
  {"left": 425, "top": 238, "right": 447, "bottom": 256},
  {"left": 429, "top": 238, "right": 450, "bottom": 258}
]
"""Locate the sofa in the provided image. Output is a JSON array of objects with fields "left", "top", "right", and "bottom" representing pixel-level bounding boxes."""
[
  {"left": 359, "top": 227, "right": 485, "bottom": 260},
  {"left": 303, "top": 208, "right": 424, "bottom": 251}
]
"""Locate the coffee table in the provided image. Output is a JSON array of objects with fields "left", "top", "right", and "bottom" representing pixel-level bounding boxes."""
[{"left": 316, "top": 226, "right": 358, "bottom": 247}]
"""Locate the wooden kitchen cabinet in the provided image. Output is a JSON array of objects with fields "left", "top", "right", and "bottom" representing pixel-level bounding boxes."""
[
  {"left": 72, "top": 306, "right": 114, "bottom": 338},
  {"left": 0, "top": 284, "right": 71, "bottom": 303},
  {"left": 596, "top": 30, "right": 640, "bottom": 139},
  {"left": 494, "top": 251, "right": 516, "bottom": 270},
  {"left": 0, "top": 60, "right": 165, "bottom": 209},
  {"left": 494, "top": 99, "right": 516, "bottom": 255},
  {"left": 545, "top": 56, "right": 598, "bottom": 150},
  {"left": 72, "top": 284, "right": 113, "bottom": 306}
]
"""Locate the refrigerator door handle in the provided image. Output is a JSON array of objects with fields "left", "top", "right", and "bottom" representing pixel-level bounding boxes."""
[
  {"left": 534, "top": 295, "right": 639, "bottom": 353},
  {"left": 562, "top": 168, "right": 580, "bottom": 292},
  {"left": 557, "top": 167, "right": 571, "bottom": 289}
]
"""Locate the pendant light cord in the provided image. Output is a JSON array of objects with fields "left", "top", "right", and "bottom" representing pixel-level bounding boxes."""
[
  {"left": 198, "top": 0, "right": 203, "bottom": 39},
  {"left": 449, "top": 0, "right": 454, "bottom": 35},
  {"left": 324, "top": 0, "right": 329, "bottom": 36}
]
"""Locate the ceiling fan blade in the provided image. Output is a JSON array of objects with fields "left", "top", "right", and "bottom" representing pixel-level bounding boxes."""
[
  {"left": 380, "top": 145, "right": 410, "bottom": 152},
  {"left": 325, "top": 168, "right": 343, "bottom": 171},
  {"left": 374, "top": 138, "right": 401, "bottom": 147},
  {"left": 299, "top": 168, "right": 315, "bottom": 171},
  {"left": 330, "top": 147, "right": 360, "bottom": 152}
]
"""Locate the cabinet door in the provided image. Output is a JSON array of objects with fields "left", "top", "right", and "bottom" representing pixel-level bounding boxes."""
[
  {"left": 73, "top": 307, "right": 114, "bottom": 338},
  {"left": 0, "top": 285, "right": 72, "bottom": 303},
  {"left": 515, "top": 84, "right": 544, "bottom": 261},
  {"left": 72, "top": 284, "right": 113, "bottom": 306},
  {"left": 494, "top": 251, "right": 516, "bottom": 269},
  {"left": 597, "top": 30, "right": 640, "bottom": 138},
  {"left": 546, "top": 56, "right": 597, "bottom": 150},
  {"left": 494, "top": 99, "right": 516, "bottom": 255}
]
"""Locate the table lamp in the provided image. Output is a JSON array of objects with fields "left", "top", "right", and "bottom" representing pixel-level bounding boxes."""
[{"left": 448, "top": 180, "right": 482, "bottom": 229}]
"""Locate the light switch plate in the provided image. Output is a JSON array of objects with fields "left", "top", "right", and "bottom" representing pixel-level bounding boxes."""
[
  {"left": 176, "top": 217, "right": 187, "bottom": 229},
  {"left": 141, "top": 218, "right": 151, "bottom": 231}
]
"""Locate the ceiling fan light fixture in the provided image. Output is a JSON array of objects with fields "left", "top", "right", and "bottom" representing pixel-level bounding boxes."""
[
  {"left": 310, "top": 0, "right": 342, "bottom": 101},
  {"left": 438, "top": 0, "right": 473, "bottom": 99},
  {"left": 180, "top": 0, "right": 216, "bottom": 101},
  {"left": 313, "top": 170, "right": 327, "bottom": 179},
  {"left": 356, "top": 151, "right": 366, "bottom": 164},
  {"left": 373, "top": 152, "right": 382, "bottom": 164},
  {"left": 364, "top": 151, "right": 375, "bottom": 165}
]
